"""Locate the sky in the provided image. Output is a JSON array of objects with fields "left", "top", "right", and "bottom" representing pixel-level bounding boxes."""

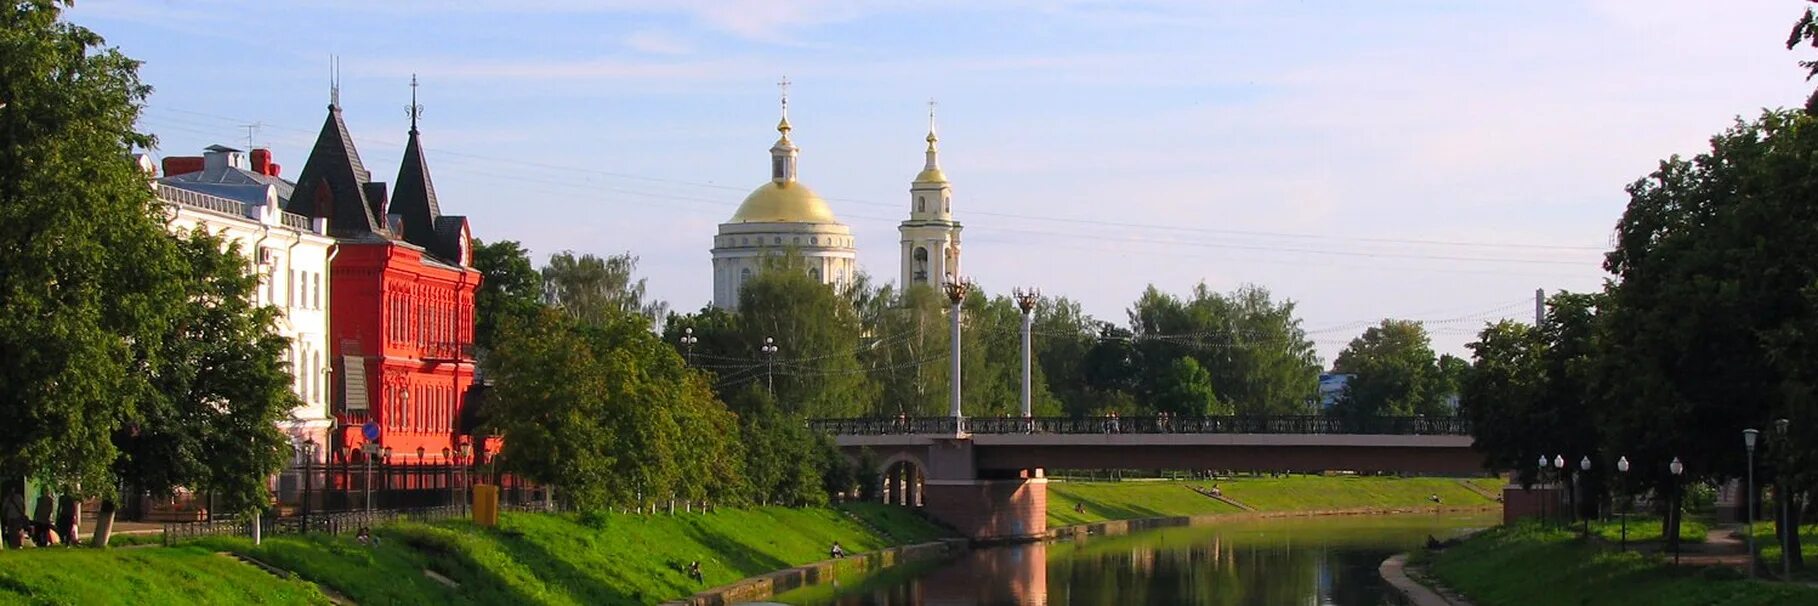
[{"left": 72, "top": 0, "right": 1817, "bottom": 364}]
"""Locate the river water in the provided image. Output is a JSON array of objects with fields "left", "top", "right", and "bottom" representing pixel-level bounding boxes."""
[{"left": 766, "top": 512, "right": 1494, "bottom": 606}]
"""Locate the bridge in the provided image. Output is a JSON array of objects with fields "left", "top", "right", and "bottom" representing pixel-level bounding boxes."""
[{"left": 811, "top": 415, "right": 1480, "bottom": 542}]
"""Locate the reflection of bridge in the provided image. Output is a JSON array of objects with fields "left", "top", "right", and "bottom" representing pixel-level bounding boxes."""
[{"left": 814, "top": 416, "right": 1480, "bottom": 542}]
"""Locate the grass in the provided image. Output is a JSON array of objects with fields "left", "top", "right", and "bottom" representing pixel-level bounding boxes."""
[
  {"left": 1589, "top": 516, "right": 1710, "bottom": 544},
  {"left": 1749, "top": 522, "right": 1818, "bottom": 580},
  {"left": 1427, "top": 521, "right": 1818, "bottom": 606},
  {"left": 192, "top": 504, "right": 951, "bottom": 606},
  {"left": 0, "top": 544, "right": 332, "bottom": 605},
  {"left": 1048, "top": 475, "right": 1505, "bottom": 527}
]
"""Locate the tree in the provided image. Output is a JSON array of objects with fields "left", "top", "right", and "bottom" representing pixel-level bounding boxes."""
[
  {"left": 735, "top": 257, "right": 874, "bottom": 418},
  {"left": 1030, "top": 295, "right": 1098, "bottom": 416},
  {"left": 472, "top": 239, "right": 544, "bottom": 352},
  {"left": 1598, "top": 108, "right": 1818, "bottom": 555},
  {"left": 1152, "top": 358, "right": 1227, "bottom": 416},
  {"left": 1331, "top": 319, "right": 1448, "bottom": 418},
  {"left": 0, "top": 0, "right": 188, "bottom": 530},
  {"left": 541, "top": 251, "right": 668, "bottom": 329},
  {"left": 1462, "top": 320, "right": 1546, "bottom": 485},
  {"left": 1127, "top": 284, "right": 1320, "bottom": 415}
]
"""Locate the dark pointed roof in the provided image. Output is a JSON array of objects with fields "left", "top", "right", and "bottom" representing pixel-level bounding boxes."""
[
  {"left": 390, "top": 127, "right": 442, "bottom": 250},
  {"left": 286, "top": 104, "right": 383, "bottom": 237}
]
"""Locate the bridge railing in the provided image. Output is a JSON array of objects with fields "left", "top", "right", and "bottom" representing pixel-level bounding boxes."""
[{"left": 809, "top": 415, "right": 1470, "bottom": 436}]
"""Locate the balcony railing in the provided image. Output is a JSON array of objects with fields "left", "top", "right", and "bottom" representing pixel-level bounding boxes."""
[{"left": 808, "top": 415, "right": 1471, "bottom": 436}]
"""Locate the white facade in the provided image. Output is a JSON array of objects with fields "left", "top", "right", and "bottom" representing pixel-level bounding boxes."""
[
  {"left": 899, "top": 119, "right": 963, "bottom": 290},
  {"left": 711, "top": 104, "right": 858, "bottom": 309},
  {"left": 152, "top": 156, "right": 336, "bottom": 462}
]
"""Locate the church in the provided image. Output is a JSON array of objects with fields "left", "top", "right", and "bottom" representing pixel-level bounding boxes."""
[{"left": 710, "top": 91, "right": 964, "bottom": 309}]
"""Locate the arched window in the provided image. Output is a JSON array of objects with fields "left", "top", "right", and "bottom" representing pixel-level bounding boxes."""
[
  {"left": 913, "top": 247, "right": 929, "bottom": 284},
  {"left": 917, "top": 196, "right": 925, "bottom": 213},
  {"left": 740, "top": 267, "right": 752, "bottom": 284},
  {"left": 809, "top": 267, "right": 821, "bottom": 281}
]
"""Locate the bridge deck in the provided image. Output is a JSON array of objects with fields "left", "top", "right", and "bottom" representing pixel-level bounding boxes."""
[{"left": 835, "top": 432, "right": 1472, "bottom": 449}]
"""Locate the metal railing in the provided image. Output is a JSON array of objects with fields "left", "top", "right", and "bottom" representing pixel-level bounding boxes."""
[
  {"left": 157, "top": 183, "right": 249, "bottom": 218},
  {"left": 279, "top": 211, "right": 314, "bottom": 231},
  {"left": 809, "top": 415, "right": 1471, "bottom": 436}
]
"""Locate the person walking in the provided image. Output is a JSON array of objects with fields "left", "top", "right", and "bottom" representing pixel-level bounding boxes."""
[
  {"left": 2, "top": 484, "right": 26, "bottom": 549},
  {"left": 53, "top": 494, "right": 77, "bottom": 547},
  {"left": 30, "top": 492, "right": 52, "bottom": 547}
]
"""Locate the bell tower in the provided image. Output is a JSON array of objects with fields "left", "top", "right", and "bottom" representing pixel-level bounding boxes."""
[{"left": 900, "top": 100, "right": 963, "bottom": 290}]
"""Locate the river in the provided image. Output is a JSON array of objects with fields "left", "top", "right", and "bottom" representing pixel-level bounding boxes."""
[{"left": 765, "top": 512, "right": 1494, "bottom": 605}]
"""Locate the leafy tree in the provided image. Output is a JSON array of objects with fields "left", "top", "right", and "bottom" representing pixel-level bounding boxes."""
[
  {"left": 1598, "top": 109, "right": 1818, "bottom": 553},
  {"left": 0, "top": 0, "right": 188, "bottom": 534},
  {"left": 736, "top": 257, "right": 874, "bottom": 418},
  {"left": 1462, "top": 320, "right": 1546, "bottom": 486},
  {"left": 1331, "top": 319, "right": 1448, "bottom": 418},
  {"left": 1152, "top": 358, "right": 1226, "bottom": 416},
  {"left": 1127, "top": 284, "right": 1320, "bottom": 415},
  {"left": 722, "top": 385, "right": 827, "bottom": 506},
  {"left": 471, "top": 239, "right": 543, "bottom": 352},
  {"left": 1030, "top": 295, "right": 1098, "bottom": 416},
  {"left": 541, "top": 251, "right": 667, "bottom": 329}
]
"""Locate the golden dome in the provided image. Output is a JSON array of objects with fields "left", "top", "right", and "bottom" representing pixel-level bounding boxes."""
[
  {"left": 914, "top": 168, "right": 947, "bottom": 183},
  {"left": 729, "top": 181, "right": 839, "bottom": 223}
]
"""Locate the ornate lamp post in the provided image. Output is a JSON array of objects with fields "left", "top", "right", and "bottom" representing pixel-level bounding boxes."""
[
  {"left": 1617, "top": 455, "right": 1630, "bottom": 551},
  {"left": 680, "top": 327, "right": 698, "bottom": 365},
  {"left": 1670, "top": 456, "right": 1685, "bottom": 565},
  {"left": 942, "top": 276, "right": 971, "bottom": 434},
  {"left": 1579, "top": 456, "right": 1592, "bottom": 540},
  {"left": 760, "top": 337, "right": 779, "bottom": 396},
  {"left": 1012, "top": 288, "right": 1039, "bottom": 427},
  {"left": 1777, "top": 418, "right": 1792, "bottom": 579},
  {"left": 1555, "top": 454, "right": 1568, "bottom": 525},
  {"left": 1538, "top": 454, "right": 1552, "bottom": 523},
  {"left": 460, "top": 442, "right": 474, "bottom": 513},
  {"left": 1744, "top": 428, "right": 1760, "bottom": 579},
  {"left": 301, "top": 438, "right": 317, "bottom": 530}
]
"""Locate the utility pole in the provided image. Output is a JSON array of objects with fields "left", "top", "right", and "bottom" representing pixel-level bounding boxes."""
[
  {"left": 943, "top": 276, "right": 970, "bottom": 433},
  {"left": 1013, "top": 288, "right": 1040, "bottom": 425},
  {"left": 1535, "top": 288, "right": 1545, "bottom": 326}
]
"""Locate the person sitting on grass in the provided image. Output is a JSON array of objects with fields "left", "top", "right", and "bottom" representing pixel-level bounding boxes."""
[
  {"left": 355, "top": 527, "right": 372, "bottom": 546},
  {"left": 688, "top": 560, "right": 704, "bottom": 583},
  {"left": 831, "top": 542, "right": 846, "bottom": 558}
]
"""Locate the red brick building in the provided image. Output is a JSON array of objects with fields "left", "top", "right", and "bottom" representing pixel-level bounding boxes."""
[{"left": 284, "top": 95, "right": 482, "bottom": 467}]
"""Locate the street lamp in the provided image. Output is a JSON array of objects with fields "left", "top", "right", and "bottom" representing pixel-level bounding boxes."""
[
  {"left": 1617, "top": 456, "right": 1630, "bottom": 551},
  {"left": 1777, "top": 418, "right": 1792, "bottom": 579},
  {"left": 460, "top": 442, "right": 474, "bottom": 513},
  {"left": 1538, "top": 454, "right": 1553, "bottom": 523},
  {"left": 760, "top": 337, "right": 779, "bottom": 396},
  {"left": 1744, "top": 428, "right": 1760, "bottom": 579},
  {"left": 1579, "top": 456, "right": 1592, "bottom": 540},
  {"left": 301, "top": 438, "right": 317, "bottom": 531},
  {"left": 1670, "top": 456, "right": 1685, "bottom": 565},
  {"left": 680, "top": 327, "right": 698, "bottom": 365},
  {"left": 1555, "top": 454, "right": 1568, "bottom": 525}
]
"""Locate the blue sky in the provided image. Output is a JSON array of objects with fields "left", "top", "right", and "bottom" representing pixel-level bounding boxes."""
[{"left": 75, "top": 0, "right": 1815, "bottom": 363}]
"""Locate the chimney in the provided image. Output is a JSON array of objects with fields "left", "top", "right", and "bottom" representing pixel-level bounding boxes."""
[
  {"left": 251, "top": 148, "right": 272, "bottom": 175},
  {"left": 162, "top": 156, "right": 204, "bottom": 177},
  {"left": 202, "top": 145, "right": 246, "bottom": 172},
  {"left": 266, "top": 162, "right": 282, "bottom": 178}
]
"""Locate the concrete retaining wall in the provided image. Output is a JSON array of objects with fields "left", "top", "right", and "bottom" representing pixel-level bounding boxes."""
[{"left": 660, "top": 538, "right": 966, "bottom": 606}]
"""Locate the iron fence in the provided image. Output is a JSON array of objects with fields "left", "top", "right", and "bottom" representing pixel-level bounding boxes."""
[{"left": 809, "top": 415, "right": 1471, "bottom": 436}]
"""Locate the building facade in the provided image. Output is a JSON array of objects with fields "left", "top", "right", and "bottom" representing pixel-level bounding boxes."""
[
  {"left": 710, "top": 99, "right": 857, "bottom": 309},
  {"left": 898, "top": 113, "right": 963, "bottom": 290},
  {"left": 283, "top": 95, "right": 482, "bottom": 467},
  {"left": 155, "top": 147, "right": 337, "bottom": 462}
]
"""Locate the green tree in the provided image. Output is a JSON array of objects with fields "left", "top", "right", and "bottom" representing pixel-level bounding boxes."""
[
  {"left": 0, "top": 0, "right": 188, "bottom": 533},
  {"left": 541, "top": 251, "right": 667, "bottom": 329},
  {"left": 1152, "top": 357, "right": 1226, "bottom": 416},
  {"left": 1598, "top": 108, "right": 1818, "bottom": 552},
  {"left": 1331, "top": 319, "right": 1447, "bottom": 418},
  {"left": 736, "top": 257, "right": 874, "bottom": 418},
  {"left": 1127, "top": 284, "right": 1320, "bottom": 415},
  {"left": 1030, "top": 296, "right": 1098, "bottom": 416},
  {"left": 471, "top": 239, "right": 543, "bottom": 353}
]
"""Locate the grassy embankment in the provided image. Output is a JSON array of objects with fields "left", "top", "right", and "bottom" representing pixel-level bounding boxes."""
[
  {"left": 1046, "top": 475, "right": 1506, "bottom": 527},
  {"left": 1588, "top": 516, "right": 1709, "bottom": 544},
  {"left": 0, "top": 544, "right": 334, "bottom": 605},
  {"left": 0, "top": 503, "right": 951, "bottom": 606},
  {"left": 1424, "top": 522, "right": 1818, "bottom": 606}
]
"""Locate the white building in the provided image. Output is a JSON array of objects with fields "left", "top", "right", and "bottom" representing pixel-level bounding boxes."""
[
  {"left": 898, "top": 110, "right": 963, "bottom": 289},
  {"left": 149, "top": 146, "right": 336, "bottom": 460},
  {"left": 711, "top": 98, "right": 858, "bottom": 309}
]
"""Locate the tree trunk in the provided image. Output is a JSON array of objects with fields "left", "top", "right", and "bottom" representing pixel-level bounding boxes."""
[{"left": 91, "top": 499, "right": 116, "bottom": 549}]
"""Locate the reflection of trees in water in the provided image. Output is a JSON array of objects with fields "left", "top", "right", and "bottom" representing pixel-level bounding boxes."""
[{"left": 790, "top": 516, "right": 1487, "bottom": 605}]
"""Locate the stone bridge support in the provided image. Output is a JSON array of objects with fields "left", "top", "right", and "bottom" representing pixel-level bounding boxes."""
[{"left": 864, "top": 436, "right": 1048, "bottom": 543}]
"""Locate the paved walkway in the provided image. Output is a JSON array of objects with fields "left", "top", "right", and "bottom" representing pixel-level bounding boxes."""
[{"left": 1379, "top": 554, "right": 1456, "bottom": 606}]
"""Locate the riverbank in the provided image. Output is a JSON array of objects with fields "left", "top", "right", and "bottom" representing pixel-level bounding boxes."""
[
  {"left": 1047, "top": 475, "right": 1505, "bottom": 527},
  {"left": 1420, "top": 522, "right": 1818, "bottom": 606},
  {"left": 0, "top": 503, "right": 952, "bottom": 606}
]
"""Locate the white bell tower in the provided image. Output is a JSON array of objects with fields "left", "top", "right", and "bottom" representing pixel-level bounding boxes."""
[{"left": 900, "top": 101, "right": 963, "bottom": 290}]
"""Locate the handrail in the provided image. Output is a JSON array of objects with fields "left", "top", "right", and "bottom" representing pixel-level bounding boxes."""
[{"left": 808, "top": 415, "right": 1471, "bottom": 436}]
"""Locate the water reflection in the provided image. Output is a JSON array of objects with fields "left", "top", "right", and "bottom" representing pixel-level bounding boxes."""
[{"left": 768, "top": 513, "right": 1491, "bottom": 606}]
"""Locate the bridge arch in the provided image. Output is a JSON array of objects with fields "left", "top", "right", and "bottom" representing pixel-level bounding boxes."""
[{"left": 877, "top": 453, "right": 925, "bottom": 508}]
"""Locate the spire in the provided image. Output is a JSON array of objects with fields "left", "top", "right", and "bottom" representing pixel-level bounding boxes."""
[
  {"left": 406, "top": 73, "right": 423, "bottom": 135},
  {"left": 924, "top": 98, "right": 941, "bottom": 168},
  {"left": 394, "top": 75, "right": 442, "bottom": 250},
  {"left": 329, "top": 55, "right": 341, "bottom": 109},
  {"left": 770, "top": 76, "right": 799, "bottom": 183},
  {"left": 289, "top": 100, "right": 379, "bottom": 236},
  {"left": 776, "top": 76, "right": 793, "bottom": 139}
]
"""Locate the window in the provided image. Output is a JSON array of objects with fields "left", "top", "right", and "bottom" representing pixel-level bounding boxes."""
[
  {"left": 313, "top": 272, "right": 321, "bottom": 309},
  {"left": 809, "top": 267, "right": 821, "bottom": 281},
  {"left": 913, "top": 247, "right": 929, "bottom": 283},
  {"left": 917, "top": 196, "right": 925, "bottom": 213}
]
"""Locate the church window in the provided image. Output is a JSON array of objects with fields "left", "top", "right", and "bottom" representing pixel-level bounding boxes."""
[
  {"left": 774, "top": 236, "right": 782, "bottom": 245},
  {"left": 913, "top": 247, "right": 929, "bottom": 283},
  {"left": 810, "top": 236, "right": 818, "bottom": 245},
  {"left": 740, "top": 267, "right": 752, "bottom": 283},
  {"left": 740, "top": 237, "right": 748, "bottom": 246},
  {"left": 772, "top": 157, "right": 786, "bottom": 180},
  {"left": 809, "top": 268, "right": 821, "bottom": 281},
  {"left": 918, "top": 197, "right": 925, "bottom": 213},
  {"left": 944, "top": 197, "right": 951, "bottom": 213}
]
